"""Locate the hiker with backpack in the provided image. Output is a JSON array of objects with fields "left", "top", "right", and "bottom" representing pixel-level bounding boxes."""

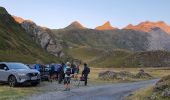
[
  {"left": 58, "top": 62, "right": 65, "bottom": 84},
  {"left": 82, "top": 63, "right": 90, "bottom": 86},
  {"left": 64, "top": 62, "right": 72, "bottom": 91},
  {"left": 53, "top": 64, "right": 62, "bottom": 81},
  {"left": 71, "top": 63, "right": 77, "bottom": 78}
]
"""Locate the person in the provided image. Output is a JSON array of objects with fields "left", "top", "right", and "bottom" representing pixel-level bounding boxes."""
[
  {"left": 74, "top": 63, "right": 79, "bottom": 80},
  {"left": 49, "top": 64, "right": 55, "bottom": 82},
  {"left": 71, "top": 63, "right": 76, "bottom": 78},
  {"left": 58, "top": 62, "right": 65, "bottom": 84},
  {"left": 54, "top": 64, "right": 62, "bottom": 80},
  {"left": 76, "top": 64, "right": 80, "bottom": 74},
  {"left": 64, "top": 62, "right": 72, "bottom": 91},
  {"left": 82, "top": 63, "right": 90, "bottom": 86}
]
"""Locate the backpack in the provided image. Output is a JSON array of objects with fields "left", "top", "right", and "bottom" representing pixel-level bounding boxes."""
[
  {"left": 83, "top": 67, "right": 90, "bottom": 75},
  {"left": 65, "top": 67, "right": 71, "bottom": 76},
  {"left": 86, "top": 67, "right": 90, "bottom": 74}
]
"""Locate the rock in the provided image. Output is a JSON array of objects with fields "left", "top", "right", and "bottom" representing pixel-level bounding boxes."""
[
  {"left": 149, "top": 93, "right": 158, "bottom": 100},
  {"left": 117, "top": 71, "right": 135, "bottom": 78},
  {"left": 21, "top": 20, "right": 64, "bottom": 57},
  {"left": 98, "top": 71, "right": 117, "bottom": 80},
  {"left": 161, "top": 88, "right": 170, "bottom": 97},
  {"left": 99, "top": 70, "right": 153, "bottom": 80},
  {"left": 135, "top": 70, "right": 152, "bottom": 78},
  {"left": 98, "top": 71, "right": 135, "bottom": 80}
]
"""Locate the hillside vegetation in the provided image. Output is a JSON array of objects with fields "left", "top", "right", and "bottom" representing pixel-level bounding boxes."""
[
  {"left": 0, "top": 7, "right": 60, "bottom": 63},
  {"left": 53, "top": 29, "right": 149, "bottom": 51}
]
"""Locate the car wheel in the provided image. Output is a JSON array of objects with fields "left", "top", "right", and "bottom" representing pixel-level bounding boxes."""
[{"left": 8, "top": 75, "right": 17, "bottom": 87}]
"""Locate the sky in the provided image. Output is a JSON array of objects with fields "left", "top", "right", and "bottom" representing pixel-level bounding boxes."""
[{"left": 0, "top": 0, "right": 170, "bottom": 29}]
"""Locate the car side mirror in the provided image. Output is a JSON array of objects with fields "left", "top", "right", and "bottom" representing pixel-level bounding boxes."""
[{"left": 4, "top": 67, "right": 8, "bottom": 71}]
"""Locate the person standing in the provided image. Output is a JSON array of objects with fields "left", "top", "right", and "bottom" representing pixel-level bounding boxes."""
[
  {"left": 82, "top": 63, "right": 90, "bottom": 86},
  {"left": 64, "top": 62, "right": 72, "bottom": 91},
  {"left": 76, "top": 64, "right": 80, "bottom": 74},
  {"left": 49, "top": 64, "right": 55, "bottom": 82},
  {"left": 58, "top": 62, "right": 65, "bottom": 84}
]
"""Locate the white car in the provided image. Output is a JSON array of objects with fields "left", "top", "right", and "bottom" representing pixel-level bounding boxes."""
[{"left": 0, "top": 62, "right": 40, "bottom": 87}]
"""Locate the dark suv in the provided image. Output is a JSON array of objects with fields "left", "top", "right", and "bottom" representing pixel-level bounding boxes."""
[{"left": 0, "top": 62, "right": 40, "bottom": 87}]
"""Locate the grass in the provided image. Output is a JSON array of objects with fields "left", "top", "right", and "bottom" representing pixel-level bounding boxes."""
[
  {"left": 0, "top": 85, "right": 41, "bottom": 100},
  {"left": 90, "top": 50, "right": 132, "bottom": 67},
  {"left": 65, "top": 47, "right": 104, "bottom": 63},
  {"left": 126, "top": 86, "right": 170, "bottom": 100},
  {"left": 126, "top": 86, "right": 154, "bottom": 100},
  {"left": 0, "top": 67, "right": 169, "bottom": 100}
]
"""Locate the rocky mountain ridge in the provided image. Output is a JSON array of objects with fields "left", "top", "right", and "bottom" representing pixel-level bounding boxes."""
[
  {"left": 124, "top": 21, "right": 170, "bottom": 34},
  {"left": 13, "top": 16, "right": 64, "bottom": 57},
  {"left": 95, "top": 21, "right": 117, "bottom": 30},
  {"left": 13, "top": 15, "right": 170, "bottom": 57}
]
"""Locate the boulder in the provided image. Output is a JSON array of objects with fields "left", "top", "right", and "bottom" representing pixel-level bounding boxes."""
[
  {"left": 98, "top": 71, "right": 135, "bottom": 80},
  {"left": 135, "top": 69, "right": 152, "bottom": 78},
  {"left": 98, "top": 70, "right": 152, "bottom": 80}
]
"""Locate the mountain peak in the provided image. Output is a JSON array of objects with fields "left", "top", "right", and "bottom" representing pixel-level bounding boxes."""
[
  {"left": 125, "top": 24, "right": 134, "bottom": 28},
  {"left": 65, "top": 21, "right": 85, "bottom": 30},
  {"left": 104, "top": 21, "right": 111, "bottom": 26},
  {"left": 124, "top": 21, "right": 170, "bottom": 33},
  {"left": 13, "top": 16, "right": 34, "bottom": 24},
  {"left": 95, "top": 21, "right": 116, "bottom": 30},
  {"left": 12, "top": 16, "right": 25, "bottom": 23},
  {"left": 0, "top": 7, "right": 8, "bottom": 14}
]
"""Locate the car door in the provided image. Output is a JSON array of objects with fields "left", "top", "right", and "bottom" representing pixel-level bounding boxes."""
[
  {"left": 0, "top": 64, "right": 10, "bottom": 81},
  {"left": 0, "top": 64, "right": 4, "bottom": 81}
]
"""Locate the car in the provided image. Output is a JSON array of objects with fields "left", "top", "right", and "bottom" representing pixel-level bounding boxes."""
[
  {"left": 40, "top": 64, "right": 51, "bottom": 81},
  {"left": 0, "top": 62, "right": 40, "bottom": 87}
]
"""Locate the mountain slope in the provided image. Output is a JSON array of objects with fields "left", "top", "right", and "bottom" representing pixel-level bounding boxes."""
[
  {"left": 0, "top": 7, "right": 60, "bottom": 63},
  {"left": 53, "top": 29, "right": 149, "bottom": 51},
  {"left": 52, "top": 27, "right": 170, "bottom": 67},
  {"left": 125, "top": 21, "right": 170, "bottom": 34},
  {"left": 90, "top": 50, "right": 170, "bottom": 67}
]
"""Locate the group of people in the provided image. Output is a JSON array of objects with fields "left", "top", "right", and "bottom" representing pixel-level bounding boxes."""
[{"left": 33, "top": 62, "right": 90, "bottom": 91}]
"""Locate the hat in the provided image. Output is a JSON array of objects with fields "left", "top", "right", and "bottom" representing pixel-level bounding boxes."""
[{"left": 66, "top": 62, "right": 71, "bottom": 66}]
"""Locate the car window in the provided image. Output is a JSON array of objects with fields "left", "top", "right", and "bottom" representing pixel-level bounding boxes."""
[
  {"left": 0, "top": 64, "right": 7, "bottom": 70},
  {"left": 7, "top": 63, "right": 30, "bottom": 70}
]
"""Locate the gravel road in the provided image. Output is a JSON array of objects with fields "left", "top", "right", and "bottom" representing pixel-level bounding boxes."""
[{"left": 25, "top": 79, "right": 158, "bottom": 100}]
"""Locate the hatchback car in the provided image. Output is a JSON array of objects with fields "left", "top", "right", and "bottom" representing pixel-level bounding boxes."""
[{"left": 0, "top": 62, "right": 40, "bottom": 87}]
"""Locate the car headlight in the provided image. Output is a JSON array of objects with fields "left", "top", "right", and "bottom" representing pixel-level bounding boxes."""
[{"left": 18, "top": 73, "right": 26, "bottom": 76}]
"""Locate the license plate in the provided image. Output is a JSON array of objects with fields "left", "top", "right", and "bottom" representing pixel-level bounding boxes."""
[{"left": 31, "top": 76, "right": 37, "bottom": 80}]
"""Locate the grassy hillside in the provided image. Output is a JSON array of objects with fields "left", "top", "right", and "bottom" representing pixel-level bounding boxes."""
[
  {"left": 52, "top": 29, "right": 149, "bottom": 51},
  {"left": 64, "top": 46, "right": 170, "bottom": 67},
  {"left": 0, "top": 7, "right": 60, "bottom": 63},
  {"left": 123, "top": 50, "right": 170, "bottom": 67},
  {"left": 65, "top": 47, "right": 104, "bottom": 63},
  {"left": 90, "top": 50, "right": 132, "bottom": 67}
]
